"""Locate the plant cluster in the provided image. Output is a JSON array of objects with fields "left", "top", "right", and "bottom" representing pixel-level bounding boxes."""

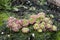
[{"left": 7, "top": 12, "right": 57, "bottom": 33}]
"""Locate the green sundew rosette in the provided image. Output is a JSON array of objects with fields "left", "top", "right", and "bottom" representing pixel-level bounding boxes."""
[
  {"left": 36, "top": 14, "right": 45, "bottom": 23},
  {"left": 33, "top": 23, "right": 40, "bottom": 30},
  {"left": 46, "top": 24, "right": 52, "bottom": 29},
  {"left": 39, "top": 15, "right": 45, "bottom": 19},
  {"left": 36, "top": 17, "right": 43, "bottom": 23},
  {"left": 37, "top": 29, "right": 43, "bottom": 33},
  {"left": 29, "top": 18, "right": 36, "bottom": 24},
  {"left": 22, "top": 19, "right": 29, "bottom": 27},
  {"left": 41, "top": 22, "right": 45, "bottom": 25},
  {"left": 40, "top": 23, "right": 45, "bottom": 30}
]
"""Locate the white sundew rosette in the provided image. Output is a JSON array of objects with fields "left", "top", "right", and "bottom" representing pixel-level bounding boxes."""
[
  {"left": 43, "top": 17, "right": 53, "bottom": 25},
  {"left": 38, "top": 12, "right": 45, "bottom": 16},
  {"left": 47, "top": 20, "right": 53, "bottom": 24},
  {"left": 43, "top": 17, "right": 50, "bottom": 23},
  {"left": 52, "top": 25, "right": 57, "bottom": 31},
  {"left": 50, "top": 14, "right": 54, "bottom": 18},
  {"left": 22, "top": 27, "right": 30, "bottom": 33}
]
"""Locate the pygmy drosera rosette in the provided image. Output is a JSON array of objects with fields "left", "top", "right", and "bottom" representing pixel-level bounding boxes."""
[
  {"left": 33, "top": 23, "right": 40, "bottom": 30},
  {"left": 22, "top": 27, "right": 30, "bottom": 33}
]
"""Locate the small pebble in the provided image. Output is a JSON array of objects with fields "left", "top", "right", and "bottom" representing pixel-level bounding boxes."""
[
  {"left": 1, "top": 32, "right": 4, "bottom": 34},
  {"left": 8, "top": 35, "right": 10, "bottom": 37}
]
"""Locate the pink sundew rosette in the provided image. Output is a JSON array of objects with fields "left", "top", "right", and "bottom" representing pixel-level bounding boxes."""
[
  {"left": 37, "top": 12, "right": 45, "bottom": 19},
  {"left": 18, "top": 19, "right": 23, "bottom": 25},
  {"left": 22, "top": 19, "right": 29, "bottom": 27},
  {"left": 7, "top": 17, "right": 22, "bottom": 32},
  {"left": 11, "top": 22, "right": 22, "bottom": 32},
  {"left": 29, "top": 15, "right": 38, "bottom": 24}
]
